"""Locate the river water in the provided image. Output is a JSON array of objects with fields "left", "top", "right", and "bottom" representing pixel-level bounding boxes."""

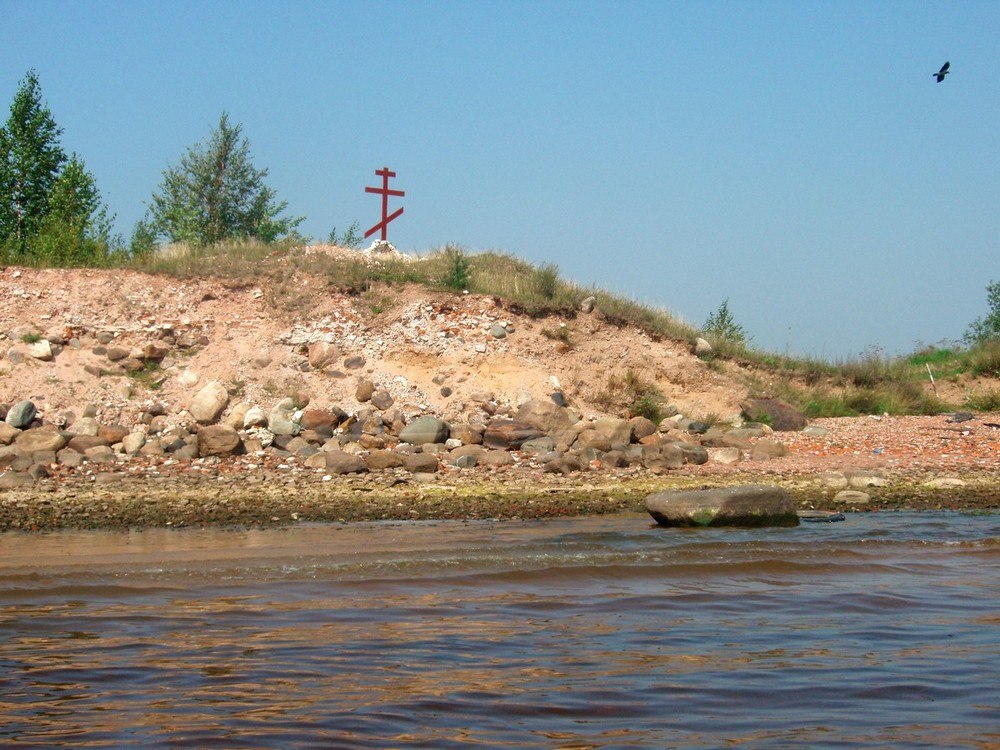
[{"left": 1, "top": 511, "right": 997, "bottom": 748}]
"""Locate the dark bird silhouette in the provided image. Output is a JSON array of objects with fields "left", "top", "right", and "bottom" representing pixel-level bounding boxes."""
[{"left": 934, "top": 61, "right": 950, "bottom": 82}]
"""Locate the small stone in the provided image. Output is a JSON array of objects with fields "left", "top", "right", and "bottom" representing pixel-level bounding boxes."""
[
  {"left": 355, "top": 380, "right": 375, "bottom": 402},
  {"left": 27, "top": 340, "right": 53, "bottom": 361},
  {"left": 922, "top": 477, "right": 966, "bottom": 489},
  {"left": 833, "top": 490, "right": 870, "bottom": 505},
  {"left": 188, "top": 381, "right": 230, "bottom": 424},
  {"left": 370, "top": 390, "right": 394, "bottom": 410},
  {"left": 5, "top": 401, "right": 36, "bottom": 429},
  {"left": 580, "top": 296, "right": 596, "bottom": 313},
  {"left": 816, "top": 471, "right": 848, "bottom": 489},
  {"left": 344, "top": 355, "right": 366, "bottom": 370},
  {"left": 712, "top": 446, "right": 742, "bottom": 464},
  {"left": 694, "top": 337, "right": 713, "bottom": 357},
  {"left": 845, "top": 470, "right": 887, "bottom": 489}
]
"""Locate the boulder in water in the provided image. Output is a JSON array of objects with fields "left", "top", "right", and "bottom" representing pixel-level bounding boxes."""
[{"left": 645, "top": 485, "right": 799, "bottom": 527}]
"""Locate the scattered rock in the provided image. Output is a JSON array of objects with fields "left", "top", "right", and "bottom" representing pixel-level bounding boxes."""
[
  {"left": 0, "top": 423, "right": 19, "bottom": 445},
  {"left": 403, "top": 453, "right": 440, "bottom": 473},
  {"left": 580, "top": 296, "right": 596, "bottom": 313},
  {"left": 243, "top": 406, "right": 267, "bottom": 428},
  {"left": 0, "top": 471, "right": 33, "bottom": 489},
  {"left": 189, "top": 381, "right": 230, "bottom": 424},
  {"left": 355, "top": 380, "right": 375, "bottom": 402},
  {"left": 364, "top": 450, "right": 405, "bottom": 470},
  {"left": 307, "top": 342, "right": 341, "bottom": 369},
  {"left": 845, "top": 470, "right": 887, "bottom": 489},
  {"left": 344, "top": 355, "right": 366, "bottom": 370},
  {"left": 515, "top": 398, "right": 574, "bottom": 434},
  {"left": 750, "top": 439, "right": 788, "bottom": 461},
  {"left": 267, "top": 399, "right": 300, "bottom": 436},
  {"left": 712, "top": 446, "right": 743, "bottom": 464},
  {"left": 14, "top": 429, "right": 67, "bottom": 454},
  {"left": 197, "top": 425, "right": 243, "bottom": 457},
  {"left": 27, "top": 340, "right": 53, "bottom": 360},
  {"left": 482, "top": 420, "right": 545, "bottom": 450},
  {"left": 922, "top": 477, "right": 966, "bottom": 489},
  {"left": 399, "top": 416, "right": 451, "bottom": 446},
  {"left": 5, "top": 401, "right": 36, "bottom": 429},
  {"left": 370, "top": 390, "right": 394, "bottom": 410},
  {"left": 694, "top": 337, "right": 713, "bottom": 357},
  {"left": 816, "top": 471, "right": 848, "bottom": 489},
  {"left": 322, "top": 450, "right": 368, "bottom": 474},
  {"left": 833, "top": 490, "right": 871, "bottom": 505}
]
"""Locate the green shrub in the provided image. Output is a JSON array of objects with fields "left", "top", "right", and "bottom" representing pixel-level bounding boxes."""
[
  {"left": 703, "top": 299, "right": 748, "bottom": 344},
  {"left": 535, "top": 263, "right": 560, "bottom": 300},
  {"left": 594, "top": 369, "right": 666, "bottom": 422},
  {"left": 440, "top": 246, "right": 470, "bottom": 291}
]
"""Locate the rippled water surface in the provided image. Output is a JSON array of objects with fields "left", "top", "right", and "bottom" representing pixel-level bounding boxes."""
[{"left": 1, "top": 511, "right": 998, "bottom": 748}]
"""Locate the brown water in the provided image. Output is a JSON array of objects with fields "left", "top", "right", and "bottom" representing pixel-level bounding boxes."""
[{"left": 1, "top": 511, "right": 998, "bottom": 748}]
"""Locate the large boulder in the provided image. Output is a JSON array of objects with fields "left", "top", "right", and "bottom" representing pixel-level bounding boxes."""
[
  {"left": 5, "top": 400, "right": 36, "bottom": 429},
  {"left": 268, "top": 399, "right": 300, "bottom": 436},
  {"left": 629, "top": 416, "right": 658, "bottom": 441},
  {"left": 99, "top": 424, "right": 129, "bottom": 445},
  {"left": 0, "top": 422, "right": 19, "bottom": 445},
  {"left": 645, "top": 485, "right": 799, "bottom": 527},
  {"left": 403, "top": 452, "right": 440, "bottom": 473},
  {"left": 594, "top": 418, "right": 632, "bottom": 446},
  {"left": 449, "top": 423, "right": 484, "bottom": 445},
  {"left": 482, "top": 420, "right": 545, "bottom": 450},
  {"left": 399, "top": 416, "right": 450, "bottom": 446},
  {"left": 68, "top": 435, "right": 110, "bottom": 453},
  {"left": 189, "top": 381, "right": 230, "bottom": 424},
  {"left": 514, "top": 399, "right": 575, "bottom": 434},
  {"left": 640, "top": 442, "right": 684, "bottom": 471},
  {"left": 197, "top": 425, "right": 243, "bottom": 457},
  {"left": 322, "top": 450, "right": 368, "bottom": 474},
  {"left": 364, "top": 450, "right": 405, "bottom": 470},
  {"left": 14, "top": 429, "right": 67, "bottom": 454},
  {"left": 307, "top": 342, "right": 341, "bottom": 369},
  {"left": 739, "top": 399, "right": 807, "bottom": 432}
]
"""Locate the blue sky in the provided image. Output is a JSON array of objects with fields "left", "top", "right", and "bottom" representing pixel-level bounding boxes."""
[{"left": 2, "top": 1, "right": 998, "bottom": 358}]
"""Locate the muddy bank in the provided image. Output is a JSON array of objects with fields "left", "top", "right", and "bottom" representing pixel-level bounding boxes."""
[{"left": 2, "top": 469, "right": 997, "bottom": 532}]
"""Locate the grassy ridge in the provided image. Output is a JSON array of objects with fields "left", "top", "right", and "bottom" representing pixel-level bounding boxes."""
[{"left": 19, "top": 239, "right": 1000, "bottom": 417}]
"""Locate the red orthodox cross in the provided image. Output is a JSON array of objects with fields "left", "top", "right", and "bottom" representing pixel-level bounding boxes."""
[{"left": 364, "top": 167, "right": 405, "bottom": 240}]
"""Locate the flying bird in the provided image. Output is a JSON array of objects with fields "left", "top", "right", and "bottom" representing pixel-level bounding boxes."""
[{"left": 934, "top": 61, "right": 950, "bottom": 83}]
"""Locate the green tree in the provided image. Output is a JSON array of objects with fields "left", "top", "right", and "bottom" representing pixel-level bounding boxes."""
[
  {"left": 28, "top": 155, "right": 118, "bottom": 266},
  {"left": 143, "top": 112, "right": 303, "bottom": 246},
  {"left": 0, "top": 70, "right": 67, "bottom": 256},
  {"left": 703, "top": 298, "right": 748, "bottom": 344},
  {"left": 965, "top": 280, "right": 1000, "bottom": 345}
]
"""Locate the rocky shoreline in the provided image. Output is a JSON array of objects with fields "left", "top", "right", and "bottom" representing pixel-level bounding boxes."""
[
  {"left": 2, "top": 388, "right": 999, "bottom": 531},
  {"left": 2, "top": 468, "right": 997, "bottom": 532}
]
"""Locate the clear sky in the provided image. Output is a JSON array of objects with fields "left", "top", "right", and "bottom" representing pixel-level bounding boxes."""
[{"left": 2, "top": 1, "right": 998, "bottom": 358}]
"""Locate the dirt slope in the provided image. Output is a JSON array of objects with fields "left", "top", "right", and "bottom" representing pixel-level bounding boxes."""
[{"left": 0, "top": 264, "right": 746, "bottom": 427}]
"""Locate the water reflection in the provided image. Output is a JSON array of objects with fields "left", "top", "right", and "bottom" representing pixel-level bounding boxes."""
[{"left": 1, "top": 512, "right": 998, "bottom": 747}]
